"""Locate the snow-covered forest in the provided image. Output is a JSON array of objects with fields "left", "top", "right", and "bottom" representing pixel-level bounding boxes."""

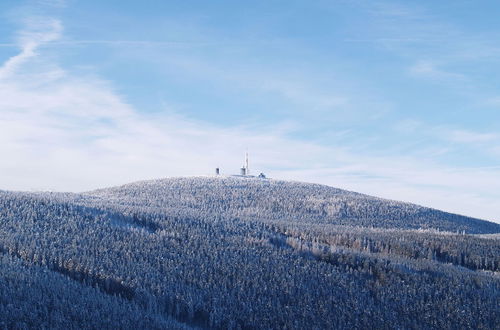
[{"left": 0, "top": 177, "right": 499, "bottom": 329}]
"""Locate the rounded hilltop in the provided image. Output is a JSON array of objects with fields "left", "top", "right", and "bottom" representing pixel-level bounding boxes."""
[
  {"left": 87, "top": 176, "right": 500, "bottom": 234},
  {"left": 0, "top": 176, "right": 498, "bottom": 329}
]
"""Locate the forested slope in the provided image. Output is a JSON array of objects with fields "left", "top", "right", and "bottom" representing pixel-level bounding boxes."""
[
  {"left": 89, "top": 177, "right": 500, "bottom": 234},
  {"left": 0, "top": 177, "right": 498, "bottom": 329},
  {"left": 0, "top": 254, "right": 187, "bottom": 329}
]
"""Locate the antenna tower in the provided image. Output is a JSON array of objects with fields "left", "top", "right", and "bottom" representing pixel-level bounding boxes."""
[{"left": 245, "top": 151, "right": 249, "bottom": 175}]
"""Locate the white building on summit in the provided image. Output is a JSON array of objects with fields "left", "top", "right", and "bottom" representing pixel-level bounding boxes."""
[{"left": 215, "top": 152, "right": 266, "bottom": 178}]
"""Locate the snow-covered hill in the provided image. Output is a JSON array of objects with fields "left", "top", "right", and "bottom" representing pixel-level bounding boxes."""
[
  {"left": 87, "top": 176, "right": 500, "bottom": 234},
  {"left": 0, "top": 177, "right": 498, "bottom": 329}
]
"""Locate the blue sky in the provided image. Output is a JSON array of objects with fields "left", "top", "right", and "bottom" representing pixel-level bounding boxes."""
[{"left": 1, "top": 0, "right": 500, "bottom": 222}]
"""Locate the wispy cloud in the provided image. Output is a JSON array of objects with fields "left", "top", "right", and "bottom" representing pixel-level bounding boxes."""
[
  {"left": 351, "top": 1, "right": 500, "bottom": 86},
  {"left": 446, "top": 129, "right": 499, "bottom": 144},
  {"left": 0, "top": 17, "right": 61, "bottom": 80},
  {"left": 483, "top": 97, "right": 500, "bottom": 108},
  {"left": 155, "top": 54, "right": 354, "bottom": 116},
  {"left": 394, "top": 119, "right": 500, "bottom": 154},
  {"left": 409, "top": 60, "right": 464, "bottom": 81},
  {"left": 36, "top": 0, "right": 67, "bottom": 8},
  {"left": 0, "top": 18, "right": 330, "bottom": 191},
  {"left": 356, "top": 1, "right": 456, "bottom": 44}
]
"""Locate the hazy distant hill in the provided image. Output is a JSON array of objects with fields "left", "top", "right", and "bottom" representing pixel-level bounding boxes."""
[{"left": 0, "top": 177, "right": 498, "bottom": 329}]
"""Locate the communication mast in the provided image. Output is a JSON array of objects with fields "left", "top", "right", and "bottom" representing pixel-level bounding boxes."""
[
  {"left": 217, "top": 151, "right": 267, "bottom": 178},
  {"left": 245, "top": 151, "right": 249, "bottom": 175}
]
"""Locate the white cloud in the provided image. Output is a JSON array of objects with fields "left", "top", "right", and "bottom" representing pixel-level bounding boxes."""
[
  {"left": 409, "top": 60, "right": 464, "bottom": 81},
  {"left": 156, "top": 55, "right": 351, "bottom": 115},
  {"left": 259, "top": 78, "right": 349, "bottom": 111},
  {"left": 483, "top": 97, "right": 500, "bottom": 108},
  {"left": 394, "top": 120, "right": 500, "bottom": 151},
  {"left": 36, "top": 0, "right": 67, "bottom": 8},
  {"left": 447, "top": 129, "right": 499, "bottom": 144},
  {"left": 0, "top": 17, "right": 62, "bottom": 80},
  {"left": 0, "top": 20, "right": 328, "bottom": 191},
  {"left": 393, "top": 119, "right": 422, "bottom": 133},
  {"left": 1, "top": 16, "right": 500, "bottom": 224}
]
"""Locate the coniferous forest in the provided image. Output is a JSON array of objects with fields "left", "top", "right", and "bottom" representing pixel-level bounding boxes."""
[{"left": 0, "top": 177, "right": 499, "bottom": 329}]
